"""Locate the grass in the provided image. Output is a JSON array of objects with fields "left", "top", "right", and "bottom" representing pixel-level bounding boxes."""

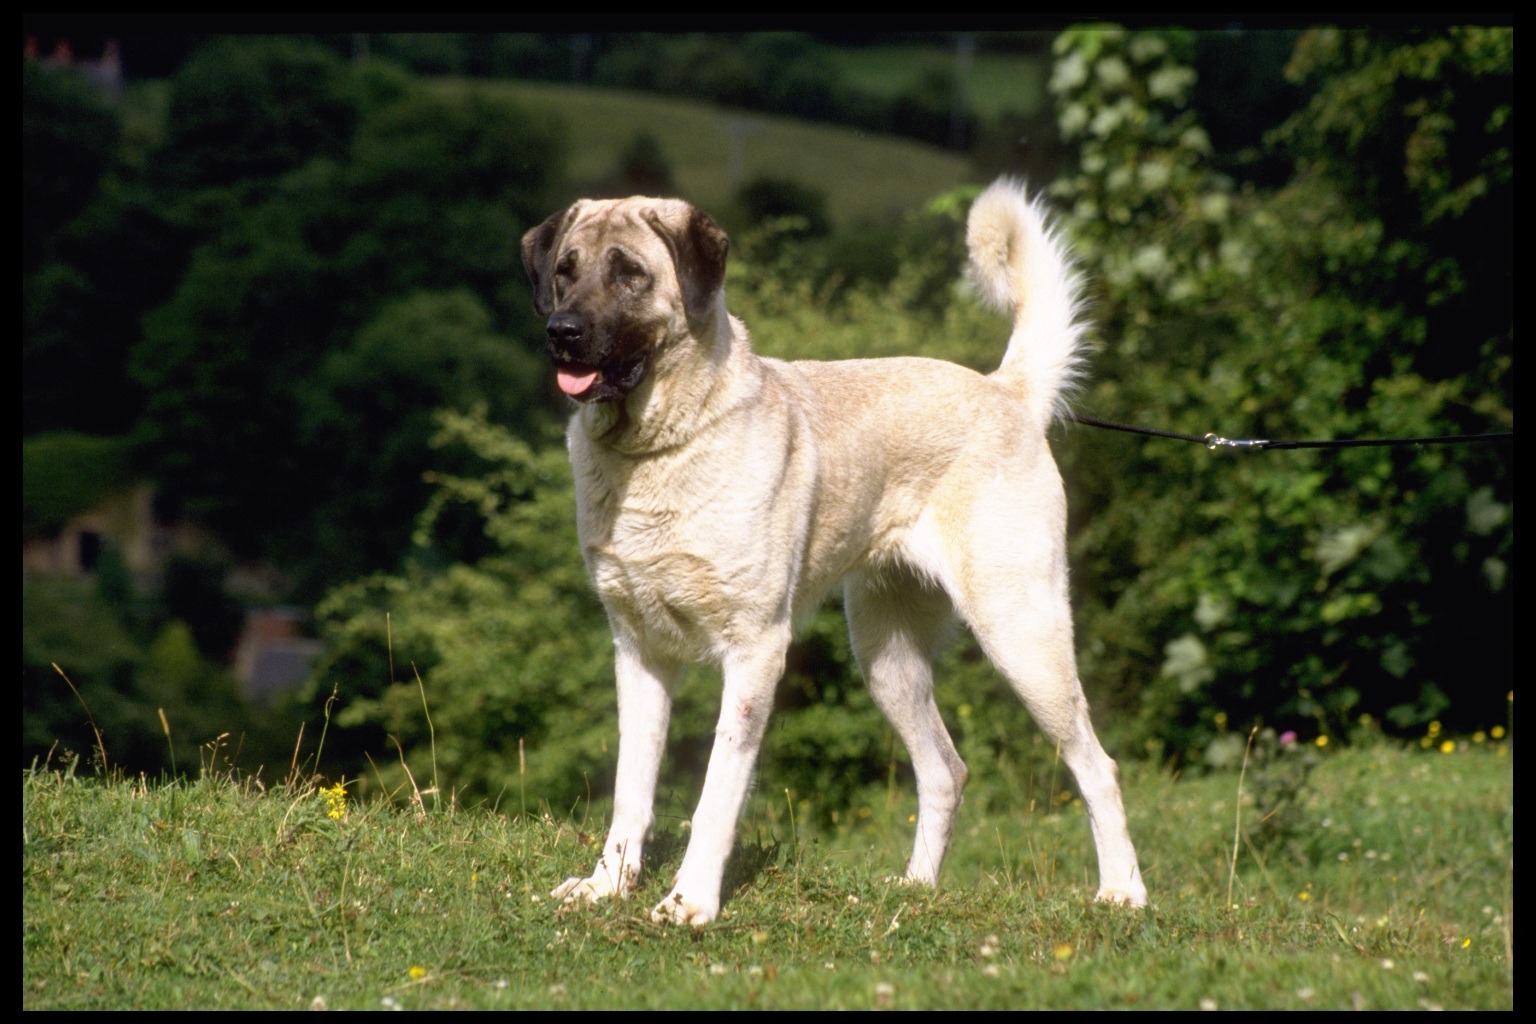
[
  {"left": 23, "top": 739, "right": 1511, "bottom": 1010},
  {"left": 442, "top": 78, "right": 976, "bottom": 227},
  {"left": 832, "top": 43, "right": 1052, "bottom": 120}
]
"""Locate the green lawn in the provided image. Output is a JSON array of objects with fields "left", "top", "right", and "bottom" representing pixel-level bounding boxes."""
[
  {"left": 832, "top": 43, "right": 1052, "bottom": 120},
  {"left": 23, "top": 741, "right": 1511, "bottom": 1010}
]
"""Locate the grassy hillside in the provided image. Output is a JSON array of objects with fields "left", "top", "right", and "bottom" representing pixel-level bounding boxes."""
[
  {"left": 834, "top": 43, "right": 1052, "bottom": 119},
  {"left": 23, "top": 742, "right": 1511, "bottom": 1010},
  {"left": 437, "top": 78, "right": 978, "bottom": 225}
]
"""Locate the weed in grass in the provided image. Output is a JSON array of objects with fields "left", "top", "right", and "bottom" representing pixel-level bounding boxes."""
[{"left": 52, "top": 663, "right": 108, "bottom": 772}]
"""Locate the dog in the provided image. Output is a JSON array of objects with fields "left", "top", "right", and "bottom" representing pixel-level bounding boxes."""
[{"left": 520, "top": 179, "right": 1146, "bottom": 926}]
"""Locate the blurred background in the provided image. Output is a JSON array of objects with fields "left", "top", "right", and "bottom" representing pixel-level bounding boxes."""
[{"left": 22, "top": 26, "right": 1511, "bottom": 814}]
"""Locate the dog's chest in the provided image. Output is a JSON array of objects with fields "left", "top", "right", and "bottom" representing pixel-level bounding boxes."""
[{"left": 575, "top": 468, "right": 753, "bottom": 660}]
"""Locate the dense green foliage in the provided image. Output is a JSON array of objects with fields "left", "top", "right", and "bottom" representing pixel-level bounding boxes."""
[
  {"left": 132, "top": 67, "right": 565, "bottom": 584},
  {"left": 23, "top": 39, "right": 567, "bottom": 776},
  {"left": 21, "top": 58, "right": 119, "bottom": 275},
  {"left": 1047, "top": 28, "right": 1512, "bottom": 760},
  {"left": 24, "top": 38, "right": 567, "bottom": 586}
]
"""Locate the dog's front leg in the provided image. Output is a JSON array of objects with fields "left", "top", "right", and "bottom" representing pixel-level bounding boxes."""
[
  {"left": 651, "top": 639, "right": 787, "bottom": 927},
  {"left": 553, "top": 643, "right": 677, "bottom": 904}
]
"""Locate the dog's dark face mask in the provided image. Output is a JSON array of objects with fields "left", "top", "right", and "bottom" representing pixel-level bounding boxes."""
[
  {"left": 538, "top": 244, "right": 660, "bottom": 404},
  {"left": 521, "top": 201, "right": 730, "bottom": 404}
]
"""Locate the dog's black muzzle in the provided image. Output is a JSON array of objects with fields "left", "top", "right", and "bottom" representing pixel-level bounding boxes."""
[{"left": 546, "top": 311, "right": 648, "bottom": 403}]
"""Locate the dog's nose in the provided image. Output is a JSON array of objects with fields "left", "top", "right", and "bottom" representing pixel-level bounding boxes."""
[{"left": 546, "top": 312, "right": 587, "bottom": 347}]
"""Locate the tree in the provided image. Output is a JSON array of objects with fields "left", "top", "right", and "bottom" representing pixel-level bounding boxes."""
[
  {"left": 152, "top": 36, "right": 360, "bottom": 194},
  {"left": 129, "top": 61, "right": 566, "bottom": 586},
  {"left": 300, "top": 290, "right": 545, "bottom": 579},
  {"left": 1047, "top": 27, "right": 1511, "bottom": 761},
  {"left": 22, "top": 58, "right": 119, "bottom": 274}
]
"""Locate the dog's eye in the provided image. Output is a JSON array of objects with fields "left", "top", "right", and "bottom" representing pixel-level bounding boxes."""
[
  {"left": 554, "top": 251, "right": 577, "bottom": 280},
  {"left": 609, "top": 250, "right": 651, "bottom": 292}
]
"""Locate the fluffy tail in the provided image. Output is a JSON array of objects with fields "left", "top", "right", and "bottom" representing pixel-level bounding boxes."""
[{"left": 966, "top": 177, "right": 1087, "bottom": 431}]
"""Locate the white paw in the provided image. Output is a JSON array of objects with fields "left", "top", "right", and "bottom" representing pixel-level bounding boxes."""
[
  {"left": 884, "top": 873, "right": 936, "bottom": 888},
  {"left": 552, "top": 869, "right": 630, "bottom": 904},
  {"left": 1095, "top": 885, "right": 1148, "bottom": 908},
  {"left": 650, "top": 889, "right": 718, "bottom": 927}
]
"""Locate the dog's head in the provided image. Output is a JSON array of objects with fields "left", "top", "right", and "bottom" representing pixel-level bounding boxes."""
[{"left": 521, "top": 197, "right": 730, "bottom": 403}]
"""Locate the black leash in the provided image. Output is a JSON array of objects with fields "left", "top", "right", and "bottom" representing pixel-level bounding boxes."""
[{"left": 1066, "top": 413, "right": 1513, "bottom": 452}]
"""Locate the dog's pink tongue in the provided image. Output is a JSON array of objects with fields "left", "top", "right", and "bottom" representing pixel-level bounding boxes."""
[{"left": 556, "top": 368, "right": 599, "bottom": 396}]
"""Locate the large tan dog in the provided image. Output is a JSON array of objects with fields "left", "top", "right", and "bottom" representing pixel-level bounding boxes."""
[{"left": 521, "top": 179, "right": 1146, "bottom": 926}]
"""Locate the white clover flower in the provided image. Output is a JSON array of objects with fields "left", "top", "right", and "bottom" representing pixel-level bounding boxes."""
[
  {"left": 1138, "top": 162, "right": 1171, "bottom": 191},
  {"left": 1058, "top": 103, "right": 1090, "bottom": 137},
  {"left": 1096, "top": 57, "right": 1131, "bottom": 89},
  {"left": 1052, "top": 52, "right": 1089, "bottom": 94},
  {"left": 1090, "top": 105, "right": 1125, "bottom": 137},
  {"left": 1179, "top": 125, "right": 1213, "bottom": 154},
  {"left": 1199, "top": 193, "right": 1230, "bottom": 222},
  {"left": 1129, "top": 35, "right": 1169, "bottom": 64},
  {"left": 1149, "top": 65, "right": 1196, "bottom": 101}
]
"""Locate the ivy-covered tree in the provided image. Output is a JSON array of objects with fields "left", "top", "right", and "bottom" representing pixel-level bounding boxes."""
[{"left": 1048, "top": 27, "right": 1512, "bottom": 762}]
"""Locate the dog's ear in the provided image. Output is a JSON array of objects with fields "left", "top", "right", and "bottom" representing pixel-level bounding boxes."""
[
  {"left": 644, "top": 205, "right": 730, "bottom": 325},
  {"left": 521, "top": 204, "right": 581, "bottom": 317}
]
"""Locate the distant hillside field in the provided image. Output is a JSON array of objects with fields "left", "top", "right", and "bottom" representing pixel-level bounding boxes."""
[
  {"left": 833, "top": 43, "right": 1051, "bottom": 120},
  {"left": 440, "top": 78, "right": 978, "bottom": 226}
]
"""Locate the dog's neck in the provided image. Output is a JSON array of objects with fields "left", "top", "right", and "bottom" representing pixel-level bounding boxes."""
[{"left": 575, "top": 311, "right": 759, "bottom": 457}]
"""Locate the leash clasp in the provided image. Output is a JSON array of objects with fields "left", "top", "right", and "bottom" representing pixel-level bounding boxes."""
[{"left": 1204, "top": 433, "right": 1269, "bottom": 451}]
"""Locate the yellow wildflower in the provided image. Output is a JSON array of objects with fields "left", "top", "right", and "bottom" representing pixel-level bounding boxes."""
[{"left": 321, "top": 780, "right": 348, "bottom": 821}]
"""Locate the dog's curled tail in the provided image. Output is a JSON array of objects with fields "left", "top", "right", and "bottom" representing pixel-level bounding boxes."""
[{"left": 966, "top": 177, "right": 1087, "bottom": 431}]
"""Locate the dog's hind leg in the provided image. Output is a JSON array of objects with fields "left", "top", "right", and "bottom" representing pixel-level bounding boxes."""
[
  {"left": 936, "top": 511, "right": 1148, "bottom": 907},
  {"left": 845, "top": 568, "right": 967, "bottom": 886}
]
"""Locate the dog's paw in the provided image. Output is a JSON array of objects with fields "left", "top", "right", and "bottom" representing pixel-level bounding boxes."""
[
  {"left": 649, "top": 889, "right": 718, "bottom": 928},
  {"left": 884, "top": 874, "right": 936, "bottom": 888},
  {"left": 1094, "top": 885, "right": 1148, "bottom": 909},
  {"left": 552, "top": 871, "right": 629, "bottom": 904}
]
